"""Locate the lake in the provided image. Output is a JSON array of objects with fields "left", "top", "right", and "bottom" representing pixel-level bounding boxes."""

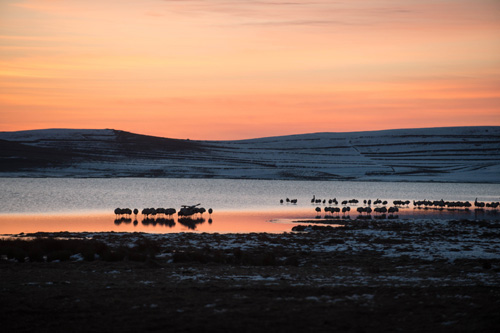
[{"left": 1, "top": 178, "right": 499, "bottom": 234}]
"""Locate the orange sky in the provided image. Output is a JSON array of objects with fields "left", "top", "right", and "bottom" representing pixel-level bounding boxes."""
[{"left": 1, "top": 0, "right": 499, "bottom": 140}]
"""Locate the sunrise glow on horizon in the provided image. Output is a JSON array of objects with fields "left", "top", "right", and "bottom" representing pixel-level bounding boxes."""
[{"left": 1, "top": 0, "right": 499, "bottom": 140}]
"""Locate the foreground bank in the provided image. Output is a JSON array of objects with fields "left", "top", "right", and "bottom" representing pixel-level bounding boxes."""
[{"left": 1, "top": 218, "right": 499, "bottom": 332}]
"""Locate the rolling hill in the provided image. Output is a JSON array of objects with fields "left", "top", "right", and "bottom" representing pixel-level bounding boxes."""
[{"left": 0, "top": 127, "right": 499, "bottom": 183}]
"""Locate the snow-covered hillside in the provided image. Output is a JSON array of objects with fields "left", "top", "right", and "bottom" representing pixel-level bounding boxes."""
[{"left": 1, "top": 127, "right": 499, "bottom": 183}]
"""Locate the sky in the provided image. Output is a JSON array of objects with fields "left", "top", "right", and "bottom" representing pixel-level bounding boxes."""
[{"left": 1, "top": 0, "right": 499, "bottom": 140}]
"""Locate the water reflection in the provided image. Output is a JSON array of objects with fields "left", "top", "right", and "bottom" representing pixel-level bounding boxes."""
[
  {"left": 0, "top": 210, "right": 302, "bottom": 234},
  {"left": 114, "top": 217, "right": 132, "bottom": 225},
  {"left": 114, "top": 216, "right": 208, "bottom": 230},
  {"left": 315, "top": 215, "right": 351, "bottom": 220},
  {"left": 311, "top": 205, "right": 499, "bottom": 220},
  {"left": 2, "top": 203, "right": 499, "bottom": 236},
  {"left": 117, "top": 204, "right": 499, "bottom": 231},
  {"left": 178, "top": 217, "right": 206, "bottom": 230},
  {"left": 141, "top": 217, "right": 176, "bottom": 228}
]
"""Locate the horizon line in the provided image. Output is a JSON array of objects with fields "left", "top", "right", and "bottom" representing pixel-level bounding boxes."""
[{"left": 1, "top": 125, "right": 498, "bottom": 142}]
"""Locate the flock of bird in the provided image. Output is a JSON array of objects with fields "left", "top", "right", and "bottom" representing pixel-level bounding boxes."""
[
  {"left": 114, "top": 204, "right": 213, "bottom": 218},
  {"left": 412, "top": 198, "right": 500, "bottom": 209},
  {"left": 113, "top": 196, "right": 499, "bottom": 225},
  {"left": 113, "top": 204, "right": 213, "bottom": 230},
  {"left": 279, "top": 195, "right": 499, "bottom": 219}
]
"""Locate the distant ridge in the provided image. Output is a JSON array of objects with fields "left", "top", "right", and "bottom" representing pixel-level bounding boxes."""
[
  {"left": 228, "top": 126, "right": 498, "bottom": 142},
  {"left": 1, "top": 126, "right": 499, "bottom": 183}
]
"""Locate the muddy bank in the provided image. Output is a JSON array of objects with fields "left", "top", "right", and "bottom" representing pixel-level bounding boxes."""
[{"left": 1, "top": 218, "right": 500, "bottom": 332}]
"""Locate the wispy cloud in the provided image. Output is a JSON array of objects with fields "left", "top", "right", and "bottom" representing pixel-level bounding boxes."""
[
  {"left": 1, "top": 0, "right": 499, "bottom": 139},
  {"left": 238, "top": 19, "right": 360, "bottom": 27},
  {"left": 155, "top": 0, "right": 418, "bottom": 30}
]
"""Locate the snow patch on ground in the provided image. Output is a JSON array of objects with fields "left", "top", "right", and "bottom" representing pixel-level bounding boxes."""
[{"left": 1, "top": 126, "right": 499, "bottom": 182}]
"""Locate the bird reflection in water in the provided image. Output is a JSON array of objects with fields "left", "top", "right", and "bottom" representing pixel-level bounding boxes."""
[
  {"left": 113, "top": 216, "right": 212, "bottom": 230},
  {"left": 141, "top": 217, "right": 176, "bottom": 228},
  {"left": 178, "top": 217, "right": 206, "bottom": 230},
  {"left": 114, "top": 217, "right": 132, "bottom": 225}
]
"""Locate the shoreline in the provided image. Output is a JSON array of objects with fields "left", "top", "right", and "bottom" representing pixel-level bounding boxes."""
[{"left": 2, "top": 175, "right": 500, "bottom": 185}]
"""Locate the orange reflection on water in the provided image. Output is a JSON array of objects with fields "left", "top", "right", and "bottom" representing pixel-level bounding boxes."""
[
  {"left": 0, "top": 210, "right": 316, "bottom": 235},
  {"left": 1, "top": 206, "right": 494, "bottom": 235}
]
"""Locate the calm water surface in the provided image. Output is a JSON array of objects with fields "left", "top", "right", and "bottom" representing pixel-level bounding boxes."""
[{"left": 1, "top": 178, "right": 499, "bottom": 234}]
